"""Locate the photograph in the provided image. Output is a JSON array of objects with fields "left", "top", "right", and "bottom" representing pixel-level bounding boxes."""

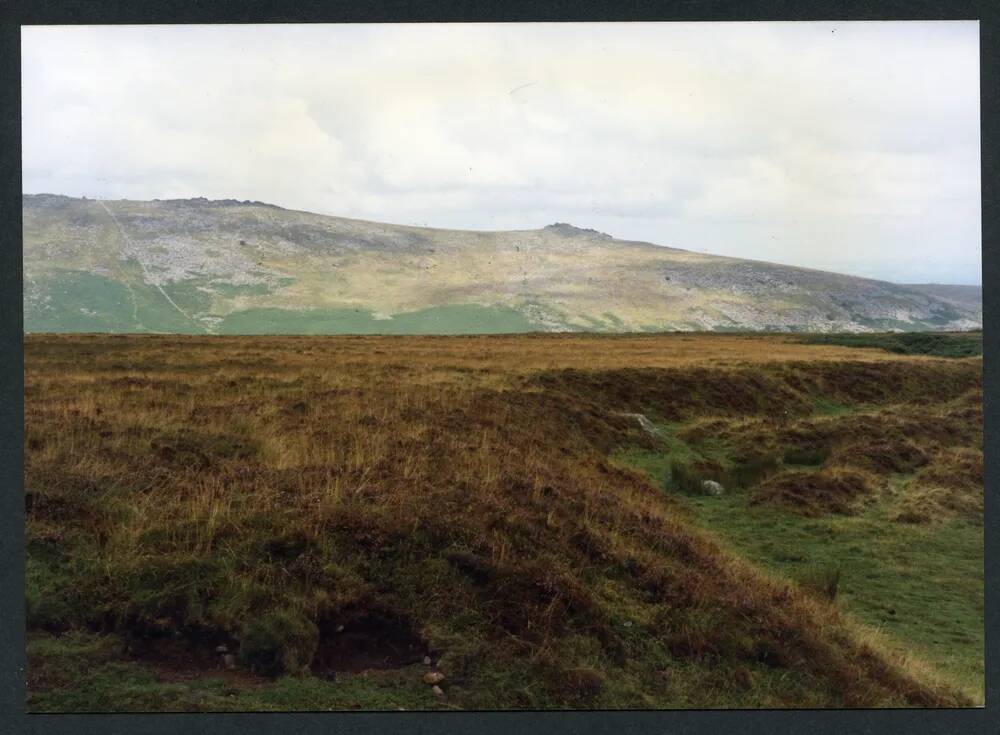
[{"left": 20, "top": 21, "right": 983, "bottom": 711}]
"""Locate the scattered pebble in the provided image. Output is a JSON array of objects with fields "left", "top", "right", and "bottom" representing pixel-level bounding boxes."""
[
  {"left": 215, "top": 644, "right": 228, "bottom": 654},
  {"left": 431, "top": 685, "right": 444, "bottom": 697},
  {"left": 422, "top": 655, "right": 432, "bottom": 665}
]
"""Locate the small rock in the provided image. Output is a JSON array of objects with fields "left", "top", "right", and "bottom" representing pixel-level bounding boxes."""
[
  {"left": 423, "top": 671, "right": 445, "bottom": 685},
  {"left": 335, "top": 624, "right": 345, "bottom": 633},
  {"left": 617, "top": 412, "right": 662, "bottom": 437},
  {"left": 431, "top": 685, "right": 444, "bottom": 697},
  {"left": 215, "top": 644, "right": 228, "bottom": 654},
  {"left": 223, "top": 653, "right": 237, "bottom": 670},
  {"left": 422, "top": 655, "right": 432, "bottom": 666},
  {"left": 701, "top": 480, "right": 724, "bottom": 496}
]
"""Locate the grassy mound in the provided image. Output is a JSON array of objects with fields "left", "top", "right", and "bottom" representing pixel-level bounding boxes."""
[
  {"left": 893, "top": 448, "right": 984, "bottom": 525},
  {"left": 751, "top": 469, "right": 873, "bottom": 516},
  {"left": 24, "top": 334, "right": 978, "bottom": 710}
]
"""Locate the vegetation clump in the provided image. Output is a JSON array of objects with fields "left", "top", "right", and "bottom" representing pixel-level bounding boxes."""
[
  {"left": 893, "top": 448, "right": 984, "bottom": 525},
  {"left": 238, "top": 610, "right": 319, "bottom": 677},
  {"left": 751, "top": 469, "right": 873, "bottom": 516},
  {"left": 799, "top": 331, "right": 982, "bottom": 358}
]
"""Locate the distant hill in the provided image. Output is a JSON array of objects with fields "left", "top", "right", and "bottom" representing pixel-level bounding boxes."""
[
  {"left": 900, "top": 283, "right": 982, "bottom": 314},
  {"left": 23, "top": 194, "right": 982, "bottom": 334}
]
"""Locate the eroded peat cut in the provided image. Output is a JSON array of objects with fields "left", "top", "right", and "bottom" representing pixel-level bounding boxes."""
[{"left": 24, "top": 333, "right": 983, "bottom": 711}]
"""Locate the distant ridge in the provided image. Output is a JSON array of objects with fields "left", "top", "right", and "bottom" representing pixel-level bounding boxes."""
[{"left": 23, "top": 194, "right": 982, "bottom": 335}]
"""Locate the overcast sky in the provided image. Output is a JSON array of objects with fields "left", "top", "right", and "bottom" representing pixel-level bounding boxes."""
[{"left": 22, "top": 22, "right": 981, "bottom": 284}]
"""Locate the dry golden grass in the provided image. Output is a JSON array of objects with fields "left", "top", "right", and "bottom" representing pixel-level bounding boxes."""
[{"left": 24, "top": 333, "right": 981, "bottom": 710}]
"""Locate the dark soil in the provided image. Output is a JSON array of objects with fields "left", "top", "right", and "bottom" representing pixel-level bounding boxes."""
[{"left": 311, "top": 610, "right": 429, "bottom": 678}]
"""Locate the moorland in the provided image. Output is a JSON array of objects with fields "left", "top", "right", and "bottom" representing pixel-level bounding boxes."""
[{"left": 24, "top": 331, "right": 983, "bottom": 710}]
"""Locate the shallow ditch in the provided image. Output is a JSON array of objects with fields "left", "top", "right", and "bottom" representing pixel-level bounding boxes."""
[{"left": 312, "top": 609, "right": 429, "bottom": 679}]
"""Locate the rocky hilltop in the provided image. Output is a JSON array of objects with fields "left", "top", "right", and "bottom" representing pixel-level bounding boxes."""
[{"left": 23, "top": 194, "right": 982, "bottom": 334}]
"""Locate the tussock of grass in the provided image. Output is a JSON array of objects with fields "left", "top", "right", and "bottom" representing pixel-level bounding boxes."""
[
  {"left": 893, "top": 448, "right": 984, "bottom": 525},
  {"left": 751, "top": 469, "right": 873, "bottom": 516},
  {"left": 24, "top": 333, "right": 980, "bottom": 710}
]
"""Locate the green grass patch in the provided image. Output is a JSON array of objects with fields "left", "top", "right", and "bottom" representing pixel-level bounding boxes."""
[
  {"left": 799, "top": 331, "right": 982, "bottom": 358},
  {"left": 25, "top": 625, "right": 841, "bottom": 711},
  {"left": 812, "top": 398, "right": 853, "bottom": 417},
  {"left": 25, "top": 273, "right": 544, "bottom": 336},
  {"left": 615, "top": 447, "right": 984, "bottom": 702},
  {"left": 24, "top": 270, "right": 206, "bottom": 334},
  {"left": 616, "top": 422, "right": 777, "bottom": 495},
  {"left": 219, "top": 304, "right": 542, "bottom": 335},
  {"left": 26, "top": 631, "right": 442, "bottom": 712}
]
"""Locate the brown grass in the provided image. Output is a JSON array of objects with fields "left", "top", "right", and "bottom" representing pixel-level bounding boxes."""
[
  {"left": 23, "top": 333, "right": 979, "bottom": 709},
  {"left": 751, "top": 468, "right": 873, "bottom": 516},
  {"left": 893, "top": 448, "right": 984, "bottom": 525}
]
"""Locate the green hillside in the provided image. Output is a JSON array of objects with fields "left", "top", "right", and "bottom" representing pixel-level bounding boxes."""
[{"left": 23, "top": 194, "right": 983, "bottom": 335}]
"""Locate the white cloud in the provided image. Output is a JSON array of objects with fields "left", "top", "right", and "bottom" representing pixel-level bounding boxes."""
[{"left": 21, "top": 21, "right": 981, "bottom": 283}]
